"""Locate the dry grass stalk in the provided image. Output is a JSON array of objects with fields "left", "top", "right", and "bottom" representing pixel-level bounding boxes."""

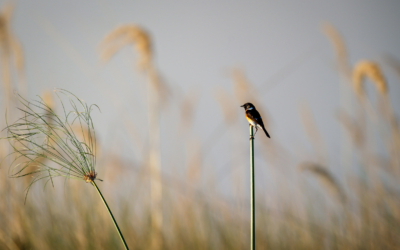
[
  {"left": 100, "top": 24, "right": 163, "bottom": 249},
  {"left": 99, "top": 24, "right": 152, "bottom": 71},
  {"left": 336, "top": 110, "right": 364, "bottom": 147},
  {"left": 300, "top": 104, "right": 327, "bottom": 161},
  {"left": 179, "top": 90, "right": 199, "bottom": 131},
  {"left": 214, "top": 87, "right": 237, "bottom": 124},
  {"left": 0, "top": 3, "right": 24, "bottom": 104},
  {"left": 321, "top": 22, "right": 350, "bottom": 77},
  {"left": 299, "top": 162, "right": 346, "bottom": 204},
  {"left": 372, "top": 57, "right": 400, "bottom": 175},
  {"left": 390, "top": 118, "right": 400, "bottom": 175},
  {"left": 352, "top": 60, "right": 388, "bottom": 97},
  {"left": 185, "top": 138, "right": 202, "bottom": 185}
]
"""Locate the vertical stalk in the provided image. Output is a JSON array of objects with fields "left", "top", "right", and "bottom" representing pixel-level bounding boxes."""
[
  {"left": 92, "top": 181, "right": 129, "bottom": 250},
  {"left": 249, "top": 126, "right": 255, "bottom": 250},
  {"left": 147, "top": 67, "right": 162, "bottom": 249}
]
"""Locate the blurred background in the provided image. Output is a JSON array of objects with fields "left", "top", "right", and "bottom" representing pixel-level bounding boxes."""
[{"left": 0, "top": 1, "right": 400, "bottom": 249}]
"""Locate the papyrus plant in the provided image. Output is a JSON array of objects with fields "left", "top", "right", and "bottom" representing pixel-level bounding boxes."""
[{"left": 2, "top": 89, "right": 129, "bottom": 250}]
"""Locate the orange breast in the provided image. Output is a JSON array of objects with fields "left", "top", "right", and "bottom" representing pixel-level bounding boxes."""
[{"left": 246, "top": 115, "right": 256, "bottom": 127}]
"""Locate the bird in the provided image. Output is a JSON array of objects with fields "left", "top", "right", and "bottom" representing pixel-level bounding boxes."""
[{"left": 241, "top": 102, "right": 270, "bottom": 139}]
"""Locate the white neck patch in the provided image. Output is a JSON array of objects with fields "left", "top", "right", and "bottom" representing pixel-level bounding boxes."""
[{"left": 247, "top": 106, "right": 254, "bottom": 110}]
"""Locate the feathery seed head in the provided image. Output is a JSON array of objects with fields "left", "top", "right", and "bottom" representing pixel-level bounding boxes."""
[
  {"left": 0, "top": 3, "right": 12, "bottom": 48},
  {"left": 352, "top": 60, "right": 388, "bottom": 96},
  {"left": 2, "top": 89, "right": 100, "bottom": 201},
  {"left": 99, "top": 24, "right": 152, "bottom": 70}
]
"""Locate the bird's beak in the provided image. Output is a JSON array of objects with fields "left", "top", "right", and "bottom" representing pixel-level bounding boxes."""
[{"left": 240, "top": 105, "right": 244, "bottom": 107}]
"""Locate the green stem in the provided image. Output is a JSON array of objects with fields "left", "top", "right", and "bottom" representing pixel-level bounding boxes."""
[
  {"left": 92, "top": 181, "right": 129, "bottom": 250},
  {"left": 250, "top": 126, "right": 255, "bottom": 250}
]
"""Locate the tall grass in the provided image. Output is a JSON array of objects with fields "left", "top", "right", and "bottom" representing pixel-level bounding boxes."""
[
  {"left": 99, "top": 24, "right": 164, "bottom": 249},
  {"left": 2, "top": 90, "right": 129, "bottom": 249},
  {"left": 0, "top": 5, "right": 399, "bottom": 250}
]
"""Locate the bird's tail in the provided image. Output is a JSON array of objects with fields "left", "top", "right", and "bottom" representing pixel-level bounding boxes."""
[{"left": 262, "top": 126, "right": 270, "bottom": 138}]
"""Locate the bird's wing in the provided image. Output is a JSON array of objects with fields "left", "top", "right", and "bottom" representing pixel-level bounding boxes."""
[{"left": 246, "top": 109, "right": 265, "bottom": 127}]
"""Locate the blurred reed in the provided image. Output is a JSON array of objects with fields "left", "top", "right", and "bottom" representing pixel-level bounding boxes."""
[
  {"left": 299, "top": 162, "right": 346, "bottom": 204},
  {"left": 100, "top": 24, "right": 164, "bottom": 249},
  {"left": 322, "top": 22, "right": 350, "bottom": 77},
  {"left": 0, "top": 2, "right": 24, "bottom": 107},
  {"left": 352, "top": 60, "right": 387, "bottom": 97},
  {"left": 0, "top": 8, "right": 398, "bottom": 250}
]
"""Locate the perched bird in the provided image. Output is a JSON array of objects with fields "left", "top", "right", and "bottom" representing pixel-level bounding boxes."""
[{"left": 241, "top": 103, "right": 270, "bottom": 138}]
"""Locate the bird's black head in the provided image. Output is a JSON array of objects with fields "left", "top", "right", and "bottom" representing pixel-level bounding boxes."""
[{"left": 240, "top": 103, "right": 255, "bottom": 110}]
